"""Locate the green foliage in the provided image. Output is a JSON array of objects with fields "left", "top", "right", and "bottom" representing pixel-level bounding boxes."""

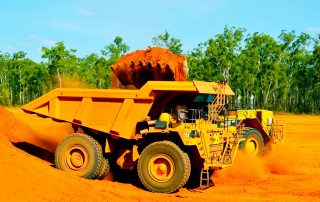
[
  {"left": 188, "top": 26, "right": 245, "bottom": 83},
  {"left": 0, "top": 29, "right": 319, "bottom": 114},
  {"left": 41, "top": 42, "right": 78, "bottom": 88},
  {"left": 78, "top": 53, "right": 111, "bottom": 89},
  {"left": 152, "top": 30, "right": 183, "bottom": 54},
  {"left": 0, "top": 51, "right": 49, "bottom": 105},
  {"left": 187, "top": 27, "right": 319, "bottom": 113},
  {"left": 0, "top": 37, "right": 130, "bottom": 106},
  {"left": 101, "top": 36, "right": 129, "bottom": 64}
]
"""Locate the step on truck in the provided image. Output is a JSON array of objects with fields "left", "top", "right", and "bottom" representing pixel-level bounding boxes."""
[{"left": 22, "top": 80, "right": 283, "bottom": 193}]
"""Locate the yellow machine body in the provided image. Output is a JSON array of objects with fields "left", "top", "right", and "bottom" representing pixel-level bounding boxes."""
[{"left": 22, "top": 81, "right": 241, "bottom": 170}]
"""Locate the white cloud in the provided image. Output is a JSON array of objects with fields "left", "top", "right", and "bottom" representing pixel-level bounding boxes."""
[
  {"left": 307, "top": 26, "right": 320, "bottom": 33},
  {"left": 43, "top": 40, "right": 56, "bottom": 46},
  {"left": 78, "top": 9, "right": 93, "bottom": 17}
]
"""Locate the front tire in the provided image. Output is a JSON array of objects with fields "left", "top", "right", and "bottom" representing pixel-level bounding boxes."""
[
  {"left": 137, "top": 141, "right": 191, "bottom": 193},
  {"left": 55, "top": 133, "right": 103, "bottom": 179},
  {"left": 239, "top": 129, "right": 264, "bottom": 156}
]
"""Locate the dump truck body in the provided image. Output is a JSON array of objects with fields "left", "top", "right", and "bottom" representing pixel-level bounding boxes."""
[
  {"left": 22, "top": 81, "right": 234, "bottom": 142},
  {"left": 21, "top": 80, "right": 282, "bottom": 193}
]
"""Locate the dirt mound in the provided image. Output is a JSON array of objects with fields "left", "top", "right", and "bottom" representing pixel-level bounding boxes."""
[
  {"left": 0, "top": 106, "right": 36, "bottom": 143},
  {"left": 0, "top": 106, "right": 72, "bottom": 153},
  {"left": 4, "top": 107, "right": 73, "bottom": 153},
  {"left": 0, "top": 132, "right": 126, "bottom": 201},
  {"left": 112, "top": 47, "right": 188, "bottom": 89}
]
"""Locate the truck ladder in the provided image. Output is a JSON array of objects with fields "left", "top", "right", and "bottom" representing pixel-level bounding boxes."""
[
  {"left": 219, "top": 126, "right": 243, "bottom": 167},
  {"left": 200, "top": 168, "right": 210, "bottom": 187},
  {"left": 271, "top": 121, "right": 284, "bottom": 143},
  {"left": 208, "top": 83, "right": 226, "bottom": 122},
  {"left": 221, "top": 145, "right": 232, "bottom": 165}
]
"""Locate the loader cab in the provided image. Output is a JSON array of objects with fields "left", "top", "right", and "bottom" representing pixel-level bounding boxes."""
[
  {"left": 159, "top": 93, "right": 209, "bottom": 125},
  {"left": 159, "top": 93, "right": 227, "bottom": 127}
]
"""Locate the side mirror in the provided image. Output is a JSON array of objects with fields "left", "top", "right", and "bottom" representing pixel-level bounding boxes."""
[{"left": 177, "top": 109, "right": 188, "bottom": 121}]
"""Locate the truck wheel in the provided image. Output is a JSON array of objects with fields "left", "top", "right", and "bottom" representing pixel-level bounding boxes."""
[
  {"left": 97, "top": 158, "right": 110, "bottom": 179},
  {"left": 239, "top": 129, "right": 264, "bottom": 157},
  {"left": 180, "top": 153, "right": 191, "bottom": 188},
  {"left": 137, "top": 141, "right": 191, "bottom": 193},
  {"left": 55, "top": 133, "right": 103, "bottom": 179}
]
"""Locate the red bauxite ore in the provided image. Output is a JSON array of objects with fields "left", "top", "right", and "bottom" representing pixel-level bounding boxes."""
[
  {"left": 0, "top": 106, "right": 320, "bottom": 201},
  {"left": 111, "top": 47, "right": 189, "bottom": 89}
]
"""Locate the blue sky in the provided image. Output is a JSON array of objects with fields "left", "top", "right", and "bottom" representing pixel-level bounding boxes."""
[{"left": 1, "top": 0, "right": 319, "bottom": 62}]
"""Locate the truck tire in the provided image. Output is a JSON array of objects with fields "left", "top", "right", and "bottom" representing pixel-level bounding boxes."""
[
  {"left": 239, "top": 129, "right": 264, "bottom": 157},
  {"left": 55, "top": 133, "right": 103, "bottom": 179},
  {"left": 137, "top": 141, "right": 191, "bottom": 193},
  {"left": 180, "top": 153, "right": 191, "bottom": 188},
  {"left": 97, "top": 158, "right": 110, "bottom": 179}
]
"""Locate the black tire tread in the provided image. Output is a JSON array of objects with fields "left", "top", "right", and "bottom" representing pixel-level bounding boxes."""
[
  {"left": 179, "top": 152, "right": 191, "bottom": 188},
  {"left": 240, "top": 129, "right": 264, "bottom": 156},
  {"left": 97, "top": 158, "right": 110, "bottom": 179},
  {"left": 137, "top": 140, "right": 190, "bottom": 193},
  {"left": 55, "top": 133, "right": 103, "bottom": 179}
]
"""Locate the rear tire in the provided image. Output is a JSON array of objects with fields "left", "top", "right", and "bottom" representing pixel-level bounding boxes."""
[
  {"left": 239, "top": 129, "right": 264, "bottom": 157},
  {"left": 137, "top": 141, "right": 191, "bottom": 193},
  {"left": 97, "top": 158, "right": 110, "bottom": 179},
  {"left": 55, "top": 133, "right": 103, "bottom": 179}
]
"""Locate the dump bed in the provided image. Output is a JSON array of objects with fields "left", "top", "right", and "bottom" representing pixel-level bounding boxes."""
[{"left": 22, "top": 81, "right": 234, "bottom": 140}]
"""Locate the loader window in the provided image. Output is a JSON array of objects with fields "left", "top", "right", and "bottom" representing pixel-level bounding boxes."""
[{"left": 193, "top": 94, "right": 214, "bottom": 103}]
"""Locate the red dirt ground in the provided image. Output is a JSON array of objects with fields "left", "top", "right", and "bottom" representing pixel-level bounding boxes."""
[{"left": 0, "top": 107, "right": 320, "bottom": 201}]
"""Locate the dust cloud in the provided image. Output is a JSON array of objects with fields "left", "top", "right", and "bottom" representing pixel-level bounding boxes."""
[
  {"left": 212, "top": 143, "right": 303, "bottom": 181},
  {"left": 60, "top": 75, "right": 91, "bottom": 88}
]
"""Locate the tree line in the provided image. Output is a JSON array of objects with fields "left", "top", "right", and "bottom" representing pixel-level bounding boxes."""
[{"left": 0, "top": 26, "right": 319, "bottom": 113}]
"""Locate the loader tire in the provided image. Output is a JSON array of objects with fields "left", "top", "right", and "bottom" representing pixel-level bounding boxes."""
[
  {"left": 137, "top": 141, "right": 191, "bottom": 193},
  {"left": 239, "top": 129, "right": 264, "bottom": 157},
  {"left": 97, "top": 158, "right": 110, "bottom": 179},
  {"left": 55, "top": 133, "right": 103, "bottom": 179}
]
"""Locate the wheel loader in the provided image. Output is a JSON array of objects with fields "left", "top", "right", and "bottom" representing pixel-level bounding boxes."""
[{"left": 22, "top": 80, "right": 283, "bottom": 193}]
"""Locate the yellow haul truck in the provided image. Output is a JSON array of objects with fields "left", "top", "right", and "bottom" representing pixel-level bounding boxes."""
[{"left": 22, "top": 81, "right": 283, "bottom": 193}]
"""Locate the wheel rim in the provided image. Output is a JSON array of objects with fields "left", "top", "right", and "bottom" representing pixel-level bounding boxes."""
[
  {"left": 65, "top": 145, "right": 89, "bottom": 171},
  {"left": 148, "top": 154, "right": 175, "bottom": 182},
  {"left": 245, "top": 138, "right": 258, "bottom": 155}
]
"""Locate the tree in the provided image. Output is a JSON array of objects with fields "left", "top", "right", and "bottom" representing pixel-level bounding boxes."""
[
  {"left": 240, "top": 32, "right": 282, "bottom": 109},
  {"left": 101, "top": 36, "right": 129, "bottom": 64},
  {"left": 78, "top": 54, "right": 111, "bottom": 89},
  {"left": 278, "top": 31, "right": 313, "bottom": 112},
  {"left": 41, "top": 42, "right": 78, "bottom": 88},
  {"left": 186, "top": 43, "right": 208, "bottom": 81},
  {"left": 152, "top": 30, "right": 183, "bottom": 54},
  {"left": 187, "top": 26, "right": 245, "bottom": 94},
  {"left": 100, "top": 36, "right": 130, "bottom": 87},
  {"left": 0, "top": 30, "right": 318, "bottom": 113},
  {"left": 0, "top": 52, "right": 11, "bottom": 105}
]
